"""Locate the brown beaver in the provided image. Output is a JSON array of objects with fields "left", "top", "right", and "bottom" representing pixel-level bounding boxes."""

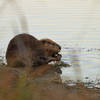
[{"left": 6, "top": 33, "right": 61, "bottom": 68}]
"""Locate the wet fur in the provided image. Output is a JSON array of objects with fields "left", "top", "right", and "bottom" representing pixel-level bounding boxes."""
[{"left": 6, "top": 33, "right": 61, "bottom": 68}]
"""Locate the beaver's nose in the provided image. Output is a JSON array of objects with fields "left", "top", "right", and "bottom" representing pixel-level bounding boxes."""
[
  {"left": 56, "top": 44, "right": 61, "bottom": 50},
  {"left": 58, "top": 46, "right": 61, "bottom": 50}
]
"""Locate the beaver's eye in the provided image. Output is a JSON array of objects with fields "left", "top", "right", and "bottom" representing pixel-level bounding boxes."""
[
  {"left": 47, "top": 42, "right": 51, "bottom": 44},
  {"left": 42, "top": 40, "right": 46, "bottom": 44}
]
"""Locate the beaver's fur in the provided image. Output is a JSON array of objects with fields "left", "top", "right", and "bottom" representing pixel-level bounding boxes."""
[{"left": 6, "top": 33, "right": 61, "bottom": 68}]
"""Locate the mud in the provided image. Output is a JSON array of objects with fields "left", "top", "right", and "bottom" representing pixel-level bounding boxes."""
[{"left": 0, "top": 63, "right": 100, "bottom": 100}]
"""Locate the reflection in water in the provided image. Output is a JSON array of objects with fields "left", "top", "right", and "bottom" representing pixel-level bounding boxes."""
[
  {"left": 61, "top": 48, "right": 100, "bottom": 88},
  {"left": 70, "top": 49, "right": 82, "bottom": 81}
]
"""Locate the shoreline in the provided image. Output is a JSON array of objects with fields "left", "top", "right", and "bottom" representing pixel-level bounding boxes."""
[{"left": 0, "top": 62, "right": 100, "bottom": 100}]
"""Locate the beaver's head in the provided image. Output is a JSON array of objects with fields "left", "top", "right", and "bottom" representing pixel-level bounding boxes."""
[{"left": 39, "top": 38, "right": 61, "bottom": 60}]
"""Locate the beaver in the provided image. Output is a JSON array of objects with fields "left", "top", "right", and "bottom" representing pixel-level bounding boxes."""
[{"left": 6, "top": 33, "right": 61, "bottom": 68}]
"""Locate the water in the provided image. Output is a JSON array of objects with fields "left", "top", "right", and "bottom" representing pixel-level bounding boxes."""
[
  {"left": 0, "top": 0, "right": 100, "bottom": 88},
  {"left": 61, "top": 47, "right": 100, "bottom": 88}
]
